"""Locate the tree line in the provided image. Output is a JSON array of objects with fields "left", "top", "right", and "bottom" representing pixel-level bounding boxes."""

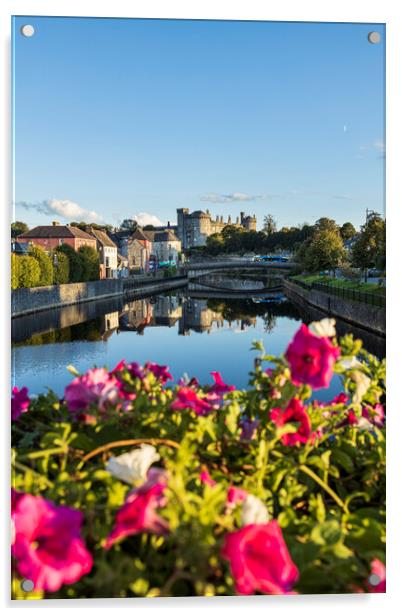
[
  {"left": 11, "top": 244, "right": 100, "bottom": 289},
  {"left": 201, "top": 213, "right": 385, "bottom": 276}
]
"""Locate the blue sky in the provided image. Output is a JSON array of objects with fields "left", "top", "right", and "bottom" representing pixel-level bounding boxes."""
[{"left": 12, "top": 17, "right": 385, "bottom": 231}]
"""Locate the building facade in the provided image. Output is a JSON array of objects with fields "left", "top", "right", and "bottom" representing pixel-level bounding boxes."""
[
  {"left": 176, "top": 209, "right": 257, "bottom": 249},
  {"left": 17, "top": 223, "right": 97, "bottom": 252},
  {"left": 86, "top": 227, "right": 118, "bottom": 279},
  {"left": 127, "top": 228, "right": 153, "bottom": 272}
]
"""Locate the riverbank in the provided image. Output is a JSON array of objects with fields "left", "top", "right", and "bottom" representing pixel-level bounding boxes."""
[
  {"left": 283, "top": 279, "right": 385, "bottom": 337},
  {"left": 11, "top": 276, "right": 187, "bottom": 318}
]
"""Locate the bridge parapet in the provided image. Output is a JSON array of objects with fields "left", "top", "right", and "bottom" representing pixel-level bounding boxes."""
[{"left": 185, "top": 260, "right": 296, "bottom": 278}]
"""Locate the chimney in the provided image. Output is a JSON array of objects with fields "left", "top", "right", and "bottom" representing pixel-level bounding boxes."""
[
  {"left": 52, "top": 221, "right": 60, "bottom": 226},
  {"left": 240, "top": 212, "right": 244, "bottom": 223},
  {"left": 236, "top": 216, "right": 239, "bottom": 225},
  {"left": 167, "top": 221, "right": 170, "bottom": 228}
]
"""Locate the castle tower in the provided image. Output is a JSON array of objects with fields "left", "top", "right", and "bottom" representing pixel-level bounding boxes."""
[{"left": 177, "top": 208, "right": 189, "bottom": 248}]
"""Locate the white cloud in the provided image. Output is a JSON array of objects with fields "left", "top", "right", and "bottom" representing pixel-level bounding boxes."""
[
  {"left": 200, "top": 192, "right": 263, "bottom": 203},
  {"left": 133, "top": 212, "right": 165, "bottom": 227},
  {"left": 17, "top": 199, "right": 103, "bottom": 223}
]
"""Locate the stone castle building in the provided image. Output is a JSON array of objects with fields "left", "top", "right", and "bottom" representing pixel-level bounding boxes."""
[{"left": 176, "top": 209, "right": 257, "bottom": 250}]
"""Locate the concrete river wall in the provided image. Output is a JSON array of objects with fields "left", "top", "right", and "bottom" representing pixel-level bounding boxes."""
[
  {"left": 284, "top": 280, "right": 385, "bottom": 337},
  {"left": 11, "top": 276, "right": 187, "bottom": 318}
]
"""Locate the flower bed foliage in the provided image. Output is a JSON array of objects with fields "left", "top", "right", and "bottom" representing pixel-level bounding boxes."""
[{"left": 11, "top": 319, "right": 386, "bottom": 599}]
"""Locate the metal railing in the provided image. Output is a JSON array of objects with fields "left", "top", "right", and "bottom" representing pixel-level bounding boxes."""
[{"left": 311, "top": 281, "right": 385, "bottom": 308}]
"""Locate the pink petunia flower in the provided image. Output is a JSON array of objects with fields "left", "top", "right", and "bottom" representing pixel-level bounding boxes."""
[
  {"left": 145, "top": 362, "right": 173, "bottom": 385},
  {"left": 227, "top": 486, "right": 248, "bottom": 508},
  {"left": 64, "top": 368, "right": 119, "bottom": 414},
  {"left": 221, "top": 521, "right": 299, "bottom": 595},
  {"left": 209, "top": 372, "right": 236, "bottom": 394},
  {"left": 11, "top": 491, "right": 93, "bottom": 593},
  {"left": 200, "top": 468, "right": 217, "bottom": 487},
  {"left": 171, "top": 387, "right": 214, "bottom": 416},
  {"left": 105, "top": 469, "right": 169, "bottom": 549},
  {"left": 366, "top": 558, "right": 386, "bottom": 593},
  {"left": 270, "top": 398, "right": 314, "bottom": 446},
  {"left": 285, "top": 324, "right": 340, "bottom": 390},
  {"left": 362, "top": 404, "right": 385, "bottom": 428},
  {"left": 11, "top": 387, "right": 30, "bottom": 421}
]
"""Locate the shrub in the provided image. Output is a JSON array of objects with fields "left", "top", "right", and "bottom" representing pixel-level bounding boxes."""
[
  {"left": 28, "top": 245, "right": 53, "bottom": 286},
  {"left": 53, "top": 249, "right": 70, "bottom": 284},
  {"left": 78, "top": 245, "right": 100, "bottom": 281},
  {"left": 16, "top": 255, "right": 41, "bottom": 288},
  {"left": 56, "top": 244, "right": 83, "bottom": 282},
  {"left": 11, "top": 254, "right": 20, "bottom": 289},
  {"left": 11, "top": 320, "right": 385, "bottom": 599}
]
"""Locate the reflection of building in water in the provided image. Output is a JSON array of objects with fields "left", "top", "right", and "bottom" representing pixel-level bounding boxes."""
[
  {"left": 119, "top": 299, "right": 154, "bottom": 333},
  {"left": 153, "top": 295, "right": 182, "bottom": 326},
  {"left": 103, "top": 311, "right": 119, "bottom": 333},
  {"left": 117, "top": 296, "right": 258, "bottom": 336},
  {"left": 178, "top": 298, "right": 224, "bottom": 335}
]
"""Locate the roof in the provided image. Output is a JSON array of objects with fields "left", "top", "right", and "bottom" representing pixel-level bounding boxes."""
[
  {"left": 142, "top": 230, "right": 157, "bottom": 241},
  {"left": 154, "top": 230, "right": 181, "bottom": 243},
  {"left": 87, "top": 228, "right": 117, "bottom": 248},
  {"left": 131, "top": 228, "right": 152, "bottom": 242},
  {"left": 18, "top": 225, "right": 95, "bottom": 241},
  {"left": 190, "top": 210, "right": 208, "bottom": 218}
]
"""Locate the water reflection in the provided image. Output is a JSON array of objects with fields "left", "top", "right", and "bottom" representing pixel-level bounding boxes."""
[{"left": 12, "top": 292, "right": 381, "bottom": 400}]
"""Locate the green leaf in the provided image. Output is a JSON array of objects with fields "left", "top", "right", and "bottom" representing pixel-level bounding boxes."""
[{"left": 311, "top": 520, "right": 342, "bottom": 546}]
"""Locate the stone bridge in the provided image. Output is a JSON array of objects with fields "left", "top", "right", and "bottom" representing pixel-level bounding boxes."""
[{"left": 184, "top": 260, "right": 296, "bottom": 279}]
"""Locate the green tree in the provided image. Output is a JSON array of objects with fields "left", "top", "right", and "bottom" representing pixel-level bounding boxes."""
[
  {"left": 28, "top": 245, "right": 53, "bottom": 286},
  {"left": 53, "top": 249, "right": 70, "bottom": 284},
  {"left": 78, "top": 245, "right": 100, "bottom": 281},
  {"left": 340, "top": 222, "right": 356, "bottom": 241},
  {"left": 11, "top": 254, "right": 20, "bottom": 289},
  {"left": 351, "top": 213, "right": 385, "bottom": 278},
  {"left": 57, "top": 244, "right": 83, "bottom": 282},
  {"left": 11, "top": 221, "right": 29, "bottom": 238},
  {"left": 17, "top": 255, "right": 41, "bottom": 288},
  {"left": 300, "top": 227, "right": 346, "bottom": 274},
  {"left": 263, "top": 214, "right": 277, "bottom": 235},
  {"left": 120, "top": 219, "right": 138, "bottom": 233}
]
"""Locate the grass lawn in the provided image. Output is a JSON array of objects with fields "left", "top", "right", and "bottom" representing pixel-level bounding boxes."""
[{"left": 291, "top": 274, "right": 386, "bottom": 296}]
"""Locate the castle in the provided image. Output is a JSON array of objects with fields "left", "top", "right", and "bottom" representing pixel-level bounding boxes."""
[{"left": 176, "top": 208, "right": 257, "bottom": 250}]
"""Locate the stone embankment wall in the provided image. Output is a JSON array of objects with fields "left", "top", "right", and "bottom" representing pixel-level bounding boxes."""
[
  {"left": 12, "top": 277, "right": 187, "bottom": 318},
  {"left": 284, "top": 280, "right": 385, "bottom": 336}
]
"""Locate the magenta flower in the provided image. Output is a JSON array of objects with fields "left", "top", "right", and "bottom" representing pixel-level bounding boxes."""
[
  {"left": 126, "top": 362, "right": 146, "bottom": 380},
  {"left": 11, "top": 386, "right": 30, "bottom": 421},
  {"left": 200, "top": 468, "right": 217, "bottom": 487},
  {"left": 362, "top": 404, "right": 385, "bottom": 428},
  {"left": 210, "top": 372, "right": 236, "bottom": 394},
  {"left": 64, "top": 368, "right": 119, "bottom": 414},
  {"left": 366, "top": 559, "right": 386, "bottom": 593},
  {"left": 270, "top": 398, "right": 313, "bottom": 446},
  {"left": 171, "top": 387, "right": 214, "bottom": 416},
  {"left": 227, "top": 486, "right": 248, "bottom": 507},
  {"left": 11, "top": 491, "right": 92, "bottom": 593},
  {"left": 222, "top": 521, "right": 299, "bottom": 595},
  {"left": 145, "top": 362, "right": 173, "bottom": 385},
  {"left": 105, "top": 470, "right": 169, "bottom": 549},
  {"left": 285, "top": 324, "right": 340, "bottom": 389}
]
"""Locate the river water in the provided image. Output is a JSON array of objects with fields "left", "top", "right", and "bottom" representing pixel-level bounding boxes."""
[{"left": 12, "top": 290, "right": 383, "bottom": 403}]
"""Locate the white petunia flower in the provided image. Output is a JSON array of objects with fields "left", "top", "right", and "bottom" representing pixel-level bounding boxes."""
[
  {"left": 241, "top": 494, "right": 270, "bottom": 526},
  {"left": 308, "top": 318, "right": 336, "bottom": 338},
  {"left": 337, "top": 357, "right": 364, "bottom": 370},
  {"left": 105, "top": 444, "right": 160, "bottom": 485},
  {"left": 350, "top": 370, "right": 371, "bottom": 403},
  {"left": 356, "top": 417, "right": 373, "bottom": 431}
]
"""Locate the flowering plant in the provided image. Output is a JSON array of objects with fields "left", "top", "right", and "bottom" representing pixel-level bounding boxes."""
[{"left": 11, "top": 320, "right": 385, "bottom": 599}]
